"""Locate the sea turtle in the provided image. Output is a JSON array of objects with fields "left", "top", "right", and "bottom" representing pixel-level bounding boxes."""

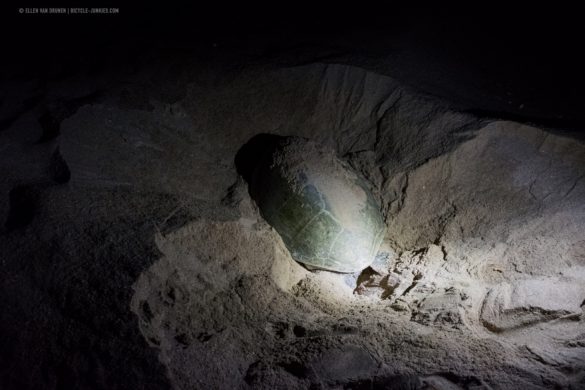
[{"left": 235, "top": 134, "right": 386, "bottom": 273}]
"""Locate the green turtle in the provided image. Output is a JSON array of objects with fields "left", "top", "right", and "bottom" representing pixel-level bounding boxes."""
[{"left": 235, "top": 134, "right": 386, "bottom": 273}]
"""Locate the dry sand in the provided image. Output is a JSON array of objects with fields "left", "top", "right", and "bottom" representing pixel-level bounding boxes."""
[{"left": 1, "top": 51, "right": 584, "bottom": 389}]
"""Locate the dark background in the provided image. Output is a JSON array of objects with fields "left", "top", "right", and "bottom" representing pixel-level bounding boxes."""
[{"left": 2, "top": 2, "right": 584, "bottom": 131}]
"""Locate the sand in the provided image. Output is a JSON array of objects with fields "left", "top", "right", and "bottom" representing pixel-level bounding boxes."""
[{"left": 1, "top": 47, "right": 584, "bottom": 389}]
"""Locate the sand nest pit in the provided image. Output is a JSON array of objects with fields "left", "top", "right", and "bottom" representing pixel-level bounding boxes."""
[
  {"left": 3, "top": 42, "right": 585, "bottom": 388},
  {"left": 129, "top": 204, "right": 382, "bottom": 388},
  {"left": 123, "top": 64, "right": 585, "bottom": 388},
  {"left": 131, "top": 120, "right": 585, "bottom": 389}
]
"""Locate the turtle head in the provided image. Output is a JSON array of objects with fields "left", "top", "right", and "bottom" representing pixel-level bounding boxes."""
[{"left": 235, "top": 133, "right": 285, "bottom": 183}]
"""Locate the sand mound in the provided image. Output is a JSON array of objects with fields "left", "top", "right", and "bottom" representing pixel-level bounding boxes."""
[{"left": 1, "top": 57, "right": 584, "bottom": 388}]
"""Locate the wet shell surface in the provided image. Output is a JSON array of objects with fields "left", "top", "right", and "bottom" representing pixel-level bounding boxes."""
[{"left": 238, "top": 135, "right": 386, "bottom": 273}]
